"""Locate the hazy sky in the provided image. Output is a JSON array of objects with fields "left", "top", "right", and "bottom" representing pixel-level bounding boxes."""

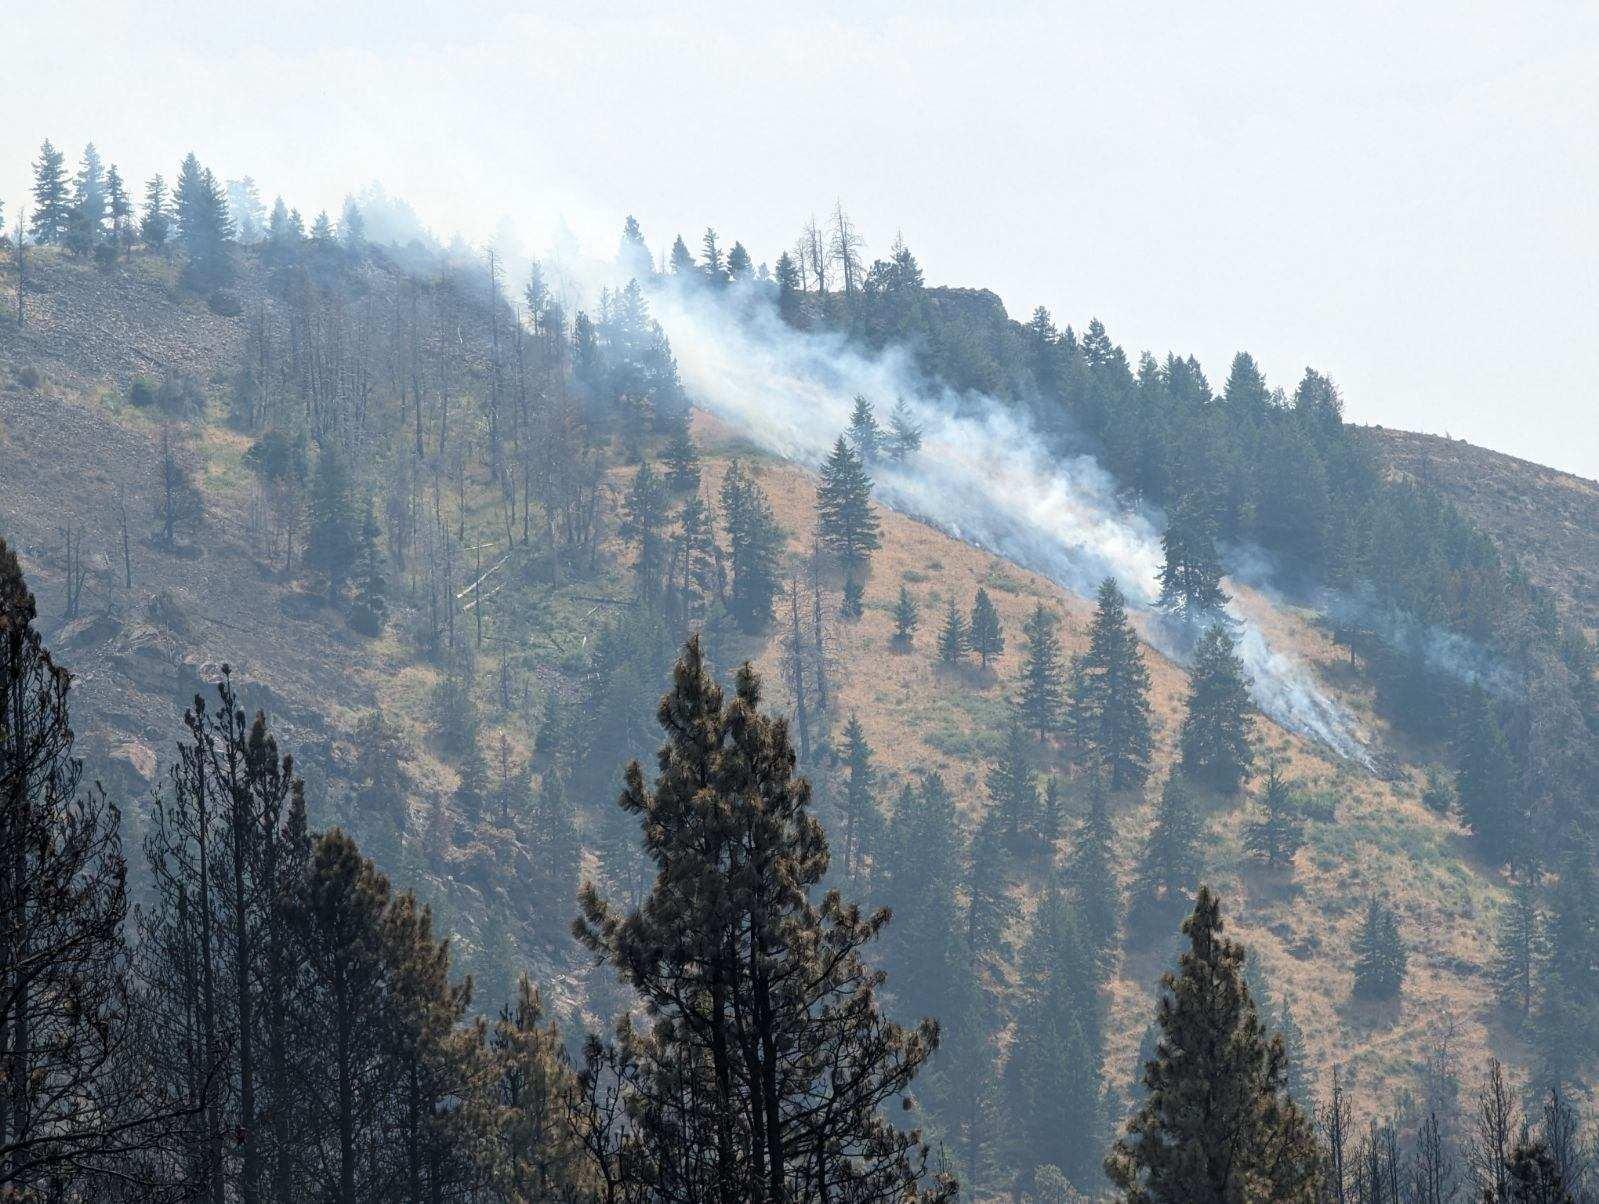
[{"left": 5, "top": 1, "right": 1596, "bottom": 477}]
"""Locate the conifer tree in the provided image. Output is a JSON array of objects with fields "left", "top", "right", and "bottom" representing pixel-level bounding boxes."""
[
  {"left": 726, "top": 241, "right": 752, "bottom": 281},
  {"left": 528, "top": 772, "right": 580, "bottom": 928},
  {"left": 173, "top": 153, "right": 233, "bottom": 288},
  {"left": 1452, "top": 682, "right": 1518, "bottom": 863},
  {"left": 847, "top": 394, "right": 885, "bottom": 462},
  {"left": 838, "top": 713, "right": 877, "bottom": 885},
  {"left": 1067, "top": 578, "right": 1153, "bottom": 791},
  {"left": 892, "top": 585, "right": 919, "bottom": 649},
  {"left": 349, "top": 499, "right": 388, "bottom": 635},
  {"left": 987, "top": 714, "right": 1040, "bottom": 850},
  {"left": 879, "top": 775, "right": 966, "bottom": 1035},
  {"left": 669, "top": 233, "right": 694, "bottom": 275},
  {"left": 774, "top": 251, "right": 803, "bottom": 324},
  {"left": 139, "top": 174, "right": 171, "bottom": 250},
  {"left": 1490, "top": 872, "right": 1542, "bottom": 1026},
  {"left": 1106, "top": 887, "right": 1318, "bottom": 1201},
  {"left": 1129, "top": 774, "right": 1204, "bottom": 933},
  {"left": 719, "top": 460, "right": 784, "bottom": 631},
  {"left": 1068, "top": 779, "right": 1121, "bottom": 955},
  {"left": 887, "top": 399, "right": 924, "bottom": 460},
  {"left": 1243, "top": 761, "right": 1304, "bottom": 871},
  {"left": 1178, "top": 623, "right": 1255, "bottom": 793},
  {"left": 816, "top": 435, "right": 881, "bottom": 575},
  {"left": 1155, "top": 495, "right": 1229, "bottom": 629},
  {"left": 1351, "top": 898, "right": 1406, "bottom": 1001},
  {"left": 1018, "top": 604, "right": 1067, "bottom": 740},
  {"left": 1041, "top": 775, "right": 1066, "bottom": 845},
  {"left": 28, "top": 139, "right": 70, "bottom": 245},
  {"left": 699, "top": 226, "right": 726, "bottom": 283},
  {"left": 453, "top": 735, "right": 490, "bottom": 826},
  {"left": 105, "top": 164, "right": 131, "bottom": 256},
  {"left": 575, "top": 638, "right": 951, "bottom": 1202},
  {"left": 306, "top": 445, "right": 358, "bottom": 596},
  {"left": 841, "top": 574, "right": 865, "bottom": 620},
  {"left": 621, "top": 460, "right": 669, "bottom": 604},
  {"left": 352, "top": 708, "right": 409, "bottom": 828},
  {"left": 1007, "top": 886, "right": 1103, "bottom": 1192},
  {"left": 1532, "top": 840, "right": 1599, "bottom": 1087},
  {"left": 662, "top": 416, "right": 701, "bottom": 492},
  {"left": 937, "top": 597, "right": 969, "bottom": 665},
  {"left": 66, "top": 143, "right": 107, "bottom": 257},
  {"left": 965, "top": 811, "right": 1017, "bottom": 970},
  {"left": 969, "top": 588, "right": 1004, "bottom": 669}
]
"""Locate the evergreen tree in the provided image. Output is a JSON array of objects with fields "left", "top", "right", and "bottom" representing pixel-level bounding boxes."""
[
  {"left": 1243, "top": 761, "right": 1304, "bottom": 871},
  {"left": 965, "top": 811, "right": 1017, "bottom": 970},
  {"left": 968, "top": 588, "right": 1004, "bottom": 669},
  {"left": 338, "top": 197, "right": 365, "bottom": 253},
  {"left": 1453, "top": 682, "right": 1518, "bottom": 864},
  {"left": 726, "top": 241, "right": 752, "bottom": 281},
  {"left": 621, "top": 460, "right": 670, "bottom": 603},
  {"left": 892, "top": 585, "right": 919, "bottom": 649},
  {"left": 453, "top": 736, "right": 490, "bottom": 826},
  {"left": 66, "top": 142, "right": 107, "bottom": 257},
  {"left": 1017, "top": 604, "right": 1067, "bottom": 740},
  {"left": 1068, "top": 779, "right": 1121, "bottom": 955},
  {"left": 719, "top": 460, "right": 784, "bottom": 631},
  {"left": 879, "top": 775, "right": 966, "bottom": 1030},
  {"left": 838, "top": 713, "right": 877, "bottom": 885},
  {"left": 105, "top": 163, "right": 131, "bottom": 255},
  {"left": 1155, "top": 495, "right": 1230, "bottom": 629},
  {"left": 887, "top": 399, "right": 924, "bottom": 460},
  {"left": 1007, "top": 887, "right": 1103, "bottom": 1192},
  {"left": 1533, "top": 840, "right": 1599, "bottom": 1087},
  {"left": 351, "top": 708, "right": 409, "bottom": 828},
  {"left": 348, "top": 499, "right": 388, "bottom": 635},
  {"left": 1178, "top": 623, "right": 1255, "bottom": 793},
  {"left": 528, "top": 772, "right": 580, "bottom": 927},
  {"left": 669, "top": 233, "right": 695, "bottom": 275},
  {"left": 305, "top": 445, "right": 358, "bottom": 595},
  {"left": 662, "top": 416, "right": 701, "bottom": 492},
  {"left": 847, "top": 394, "right": 885, "bottom": 462},
  {"left": 1067, "top": 578, "right": 1153, "bottom": 791},
  {"left": 1105, "top": 887, "right": 1318, "bottom": 1201},
  {"left": 139, "top": 174, "right": 171, "bottom": 250},
  {"left": 1129, "top": 774, "right": 1204, "bottom": 933},
  {"left": 173, "top": 153, "right": 233, "bottom": 288},
  {"left": 937, "top": 598, "right": 969, "bottom": 665},
  {"left": 986, "top": 714, "right": 1039, "bottom": 849},
  {"left": 774, "top": 251, "right": 803, "bottom": 324},
  {"left": 1351, "top": 898, "right": 1406, "bottom": 1001},
  {"left": 816, "top": 435, "right": 881, "bottom": 575},
  {"left": 841, "top": 574, "right": 865, "bottom": 620},
  {"left": 1490, "top": 871, "right": 1542, "bottom": 1026},
  {"left": 28, "top": 139, "right": 70, "bottom": 245},
  {"left": 575, "top": 638, "right": 952, "bottom": 1202}
]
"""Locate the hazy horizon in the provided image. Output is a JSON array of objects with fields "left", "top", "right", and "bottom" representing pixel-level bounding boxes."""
[{"left": 4, "top": 0, "right": 1595, "bottom": 477}]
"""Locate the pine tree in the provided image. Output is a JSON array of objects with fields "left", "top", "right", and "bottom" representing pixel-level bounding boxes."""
[
  {"left": 987, "top": 714, "right": 1039, "bottom": 850},
  {"left": 453, "top": 735, "right": 490, "bottom": 826},
  {"left": 838, "top": 713, "right": 877, "bottom": 884},
  {"left": 969, "top": 588, "right": 1004, "bottom": 669},
  {"left": 66, "top": 142, "right": 107, "bottom": 257},
  {"left": 847, "top": 394, "right": 885, "bottom": 462},
  {"left": 774, "top": 251, "right": 803, "bottom": 324},
  {"left": 840, "top": 573, "right": 865, "bottom": 620},
  {"left": 1106, "top": 887, "right": 1318, "bottom": 1201},
  {"left": 29, "top": 139, "right": 70, "bottom": 244},
  {"left": 816, "top": 435, "right": 881, "bottom": 575},
  {"left": 1018, "top": 604, "right": 1066, "bottom": 740},
  {"left": 1066, "top": 578, "right": 1153, "bottom": 791},
  {"left": 892, "top": 585, "right": 919, "bottom": 649},
  {"left": 349, "top": 499, "right": 388, "bottom": 635},
  {"left": 1155, "top": 495, "right": 1230, "bottom": 629},
  {"left": 669, "top": 234, "right": 695, "bottom": 275},
  {"left": 352, "top": 708, "right": 409, "bottom": 828},
  {"left": 1129, "top": 774, "right": 1204, "bottom": 933},
  {"left": 726, "top": 241, "right": 752, "bottom": 281},
  {"left": 1178, "top": 623, "right": 1255, "bottom": 793},
  {"left": 139, "top": 174, "right": 171, "bottom": 250},
  {"left": 621, "top": 460, "right": 670, "bottom": 603},
  {"left": 880, "top": 775, "right": 967, "bottom": 1028},
  {"left": 105, "top": 163, "right": 131, "bottom": 255},
  {"left": 1533, "top": 840, "right": 1599, "bottom": 1087},
  {"left": 719, "top": 460, "right": 784, "bottom": 631},
  {"left": 338, "top": 198, "right": 365, "bottom": 253},
  {"left": 1351, "top": 898, "right": 1406, "bottom": 1001},
  {"left": 887, "top": 399, "right": 924, "bottom": 460},
  {"left": 1007, "top": 887, "right": 1103, "bottom": 1192},
  {"left": 937, "top": 598, "right": 969, "bottom": 665},
  {"left": 1243, "top": 761, "right": 1304, "bottom": 872},
  {"left": 528, "top": 772, "right": 580, "bottom": 927},
  {"left": 965, "top": 811, "right": 1017, "bottom": 969},
  {"left": 1068, "top": 779, "right": 1121, "bottom": 955},
  {"left": 173, "top": 153, "right": 233, "bottom": 288},
  {"left": 306, "top": 445, "right": 358, "bottom": 595},
  {"left": 1490, "top": 872, "right": 1542, "bottom": 1026},
  {"left": 662, "top": 416, "right": 701, "bottom": 492},
  {"left": 1453, "top": 682, "right": 1518, "bottom": 863},
  {"left": 575, "top": 638, "right": 952, "bottom": 1201}
]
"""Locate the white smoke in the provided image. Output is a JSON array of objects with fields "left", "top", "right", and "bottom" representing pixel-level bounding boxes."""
[{"left": 645, "top": 278, "right": 1372, "bottom": 767}]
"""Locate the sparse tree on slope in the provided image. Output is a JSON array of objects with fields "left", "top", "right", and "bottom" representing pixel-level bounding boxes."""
[
  {"left": 969, "top": 588, "right": 1004, "bottom": 669},
  {"left": 816, "top": 436, "right": 881, "bottom": 578},
  {"left": 1178, "top": 623, "right": 1255, "bottom": 793},
  {"left": 1105, "top": 887, "right": 1318, "bottom": 1202},
  {"left": 1018, "top": 603, "right": 1066, "bottom": 740}
]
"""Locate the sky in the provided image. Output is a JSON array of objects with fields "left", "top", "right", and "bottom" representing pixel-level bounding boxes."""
[{"left": 4, "top": 1, "right": 1596, "bottom": 478}]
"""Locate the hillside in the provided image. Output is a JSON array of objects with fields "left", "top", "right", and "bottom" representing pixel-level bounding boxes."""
[
  {"left": 1370, "top": 426, "right": 1599, "bottom": 635},
  {"left": 0, "top": 243, "right": 1552, "bottom": 1123}
]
